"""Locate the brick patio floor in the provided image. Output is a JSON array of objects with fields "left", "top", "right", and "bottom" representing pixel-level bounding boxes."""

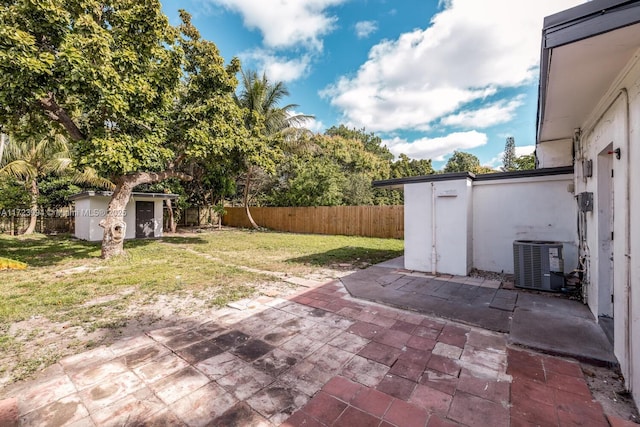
[{"left": 0, "top": 279, "right": 636, "bottom": 426}]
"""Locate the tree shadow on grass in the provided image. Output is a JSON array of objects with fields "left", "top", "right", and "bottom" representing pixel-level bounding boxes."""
[
  {"left": 0, "top": 234, "right": 102, "bottom": 267},
  {"left": 0, "top": 234, "right": 208, "bottom": 268},
  {"left": 286, "top": 246, "right": 403, "bottom": 268},
  {"left": 159, "top": 236, "right": 209, "bottom": 245}
]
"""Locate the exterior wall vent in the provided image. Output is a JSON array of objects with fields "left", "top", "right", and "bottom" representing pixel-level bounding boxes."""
[{"left": 513, "top": 240, "right": 564, "bottom": 291}]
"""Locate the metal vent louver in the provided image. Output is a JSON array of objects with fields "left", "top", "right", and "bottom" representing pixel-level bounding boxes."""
[{"left": 513, "top": 240, "right": 564, "bottom": 291}]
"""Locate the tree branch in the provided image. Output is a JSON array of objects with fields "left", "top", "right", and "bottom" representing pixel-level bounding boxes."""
[
  {"left": 122, "top": 170, "right": 193, "bottom": 188},
  {"left": 38, "top": 93, "right": 86, "bottom": 141}
]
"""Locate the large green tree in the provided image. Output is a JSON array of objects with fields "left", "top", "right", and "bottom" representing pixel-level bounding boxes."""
[
  {"left": 0, "top": 2, "right": 247, "bottom": 257},
  {"left": 443, "top": 151, "right": 494, "bottom": 174},
  {"left": 264, "top": 132, "right": 392, "bottom": 206},
  {"left": 514, "top": 153, "right": 536, "bottom": 170},
  {"left": 325, "top": 125, "right": 394, "bottom": 162},
  {"left": 502, "top": 137, "right": 516, "bottom": 171},
  {"left": 391, "top": 154, "right": 434, "bottom": 178}
]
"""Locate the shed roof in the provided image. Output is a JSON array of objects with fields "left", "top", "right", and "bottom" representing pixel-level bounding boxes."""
[
  {"left": 68, "top": 191, "right": 179, "bottom": 201},
  {"left": 372, "top": 166, "right": 573, "bottom": 189}
]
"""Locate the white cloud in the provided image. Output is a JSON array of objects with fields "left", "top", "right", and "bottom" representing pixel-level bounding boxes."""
[
  {"left": 323, "top": 0, "right": 585, "bottom": 132},
  {"left": 289, "top": 110, "right": 325, "bottom": 133},
  {"left": 241, "top": 50, "right": 311, "bottom": 82},
  {"left": 441, "top": 96, "right": 525, "bottom": 129},
  {"left": 383, "top": 130, "right": 487, "bottom": 161},
  {"left": 355, "top": 21, "right": 378, "bottom": 39},
  {"left": 208, "top": 0, "right": 346, "bottom": 50},
  {"left": 304, "top": 117, "right": 326, "bottom": 133},
  {"left": 515, "top": 145, "right": 536, "bottom": 157}
]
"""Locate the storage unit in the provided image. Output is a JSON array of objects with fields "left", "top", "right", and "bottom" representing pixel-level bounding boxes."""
[
  {"left": 69, "top": 191, "right": 178, "bottom": 241},
  {"left": 513, "top": 240, "right": 564, "bottom": 291}
]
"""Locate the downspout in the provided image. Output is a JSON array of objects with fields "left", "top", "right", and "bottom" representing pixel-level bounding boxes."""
[{"left": 431, "top": 182, "right": 437, "bottom": 275}]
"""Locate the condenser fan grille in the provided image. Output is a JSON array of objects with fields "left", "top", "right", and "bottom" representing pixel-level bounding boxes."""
[{"left": 513, "top": 240, "right": 564, "bottom": 291}]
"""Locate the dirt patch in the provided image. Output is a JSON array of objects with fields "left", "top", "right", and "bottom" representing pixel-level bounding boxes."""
[
  {"left": 468, "top": 272, "right": 639, "bottom": 419},
  {"left": 0, "top": 265, "right": 344, "bottom": 392},
  {"left": 582, "top": 364, "right": 639, "bottom": 423}
]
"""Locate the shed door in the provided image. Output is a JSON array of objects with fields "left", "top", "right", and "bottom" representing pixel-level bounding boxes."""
[{"left": 136, "top": 201, "right": 155, "bottom": 238}]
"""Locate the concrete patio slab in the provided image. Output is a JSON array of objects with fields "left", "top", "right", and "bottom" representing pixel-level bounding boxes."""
[
  {"left": 0, "top": 259, "right": 636, "bottom": 426},
  {"left": 342, "top": 256, "right": 617, "bottom": 366},
  {"left": 509, "top": 307, "right": 618, "bottom": 366}
]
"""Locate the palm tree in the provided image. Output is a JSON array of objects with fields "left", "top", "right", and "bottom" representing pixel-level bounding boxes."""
[
  {"left": 0, "top": 130, "right": 113, "bottom": 234},
  {"left": 235, "top": 70, "right": 313, "bottom": 228}
]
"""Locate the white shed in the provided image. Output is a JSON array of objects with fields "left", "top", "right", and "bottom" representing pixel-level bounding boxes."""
[
  {"left": 69, "top": 191, "right": 178, "bottom": 241},
  {"left": 373, "top": 167, "right": 577, "bottom": 277}
]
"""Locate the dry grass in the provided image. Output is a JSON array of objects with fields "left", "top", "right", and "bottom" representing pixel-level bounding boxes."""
[{"left": 0, "top": 229, "right": 402, "bottom": 385}]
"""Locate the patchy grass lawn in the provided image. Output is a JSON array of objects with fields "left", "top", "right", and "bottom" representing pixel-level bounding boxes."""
[
  {"left": 0, "top": 234, "right": 262, "bottom": 324},
  {"left": 0, "top": 229, "right": 402, "bottom": 385},
  {"left": 164, "top": 229, "right": 403, "bottom": 275}
]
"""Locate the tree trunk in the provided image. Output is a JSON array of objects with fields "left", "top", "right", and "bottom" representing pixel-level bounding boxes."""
[
  {"left": 165, "top": 198, "right": 177, "bottom": 233},
  {"left": 23, "top": 179, "right": 38, "bottom": 235},
  {"left": 100, "top": 171, "right": 192, "bottom": 259},
  {"left": 0, "top": 133, "right": 6, "bottom": 165},
  {"left": 243, "top": 167, "right": 259, "bottom": 229},
  {"left": 100, "top": 180, "right": 133, "bottom": 259}
]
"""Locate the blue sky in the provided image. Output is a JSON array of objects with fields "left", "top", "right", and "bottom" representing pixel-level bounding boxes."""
[{"left": 159, "top": 0, "right": 586, "bottom": 170}]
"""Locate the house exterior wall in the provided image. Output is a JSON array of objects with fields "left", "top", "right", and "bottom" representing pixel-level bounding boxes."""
[
  {"left": 73, "top": 196, "right": 165, "bottom": 241},
  {"left": 631, "top": 79, "right": 640, "bottom": 412},
  {"left": 577, "top": 51, "right": 640, "bottom": 402},
  {"left": 472, "top": 175, "right": 577, "bottom": 274},
  {"left": 631, "top": 77, "right": 640, "bottom": 410},
  {"left": 536, "top": 138, "right": 573, "bottom": 168},
  {"left": 403, "top": 179, "right": 472, "bottom": 275}
]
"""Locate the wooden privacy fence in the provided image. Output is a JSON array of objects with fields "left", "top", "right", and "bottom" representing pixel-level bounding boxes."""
[
  {"left": 222, "top": 205, "right": 404, "bottom": 239},
  {"left": 0, "top": 216, "right": 73, "bottom": 235},
  {"left": 178, "top": 206, "right": 221, "bottom": 227}
]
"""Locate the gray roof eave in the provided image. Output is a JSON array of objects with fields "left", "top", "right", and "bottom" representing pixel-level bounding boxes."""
[
  {"left": 536, "top": 0, "right": 640, "bottom": 144},
  {"left": 372, "top": 166, "right": 573, "bottom": 189},
  {"left": 373, "top": 172, "right": 473, "bottom": 188},
  {"left": 68, "top": 191, "right": 179, "bottom": 201}
]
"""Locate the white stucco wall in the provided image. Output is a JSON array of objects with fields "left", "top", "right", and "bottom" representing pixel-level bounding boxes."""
[
  {"left": 404, "top": 179, "right": 473, "bottom": 275},
  {"left": 435, "top": 179, "right": 473, "bottom": 275},
  {"left": 579, "top": 97, "right": 626, "bottom": 319},
  {"left": 73, "top": 195, "right": 165, "bottom": 241},
  {"left": 630, "top": 74, "right": 640, "bottom": 411},
  {"left": 577, "top": 51, "right": 640, "bottom": 403},
  {"left": 404, "top": 183, "right": 433, "bottom": 273},
  {"left": 537, "top": 138, "right": 573, "bottom": 167},
  {"left": 630, "top": 75, "right": 640, "bottom": 412},
  {"left": 73, "top": 198, "right": 91, "bottom": 241},
  {"left": 473, "top": 175, "right": 577, "bottom": 274},
  {"left": 74, "top": 197, "right": 110, "bottom": 241}
]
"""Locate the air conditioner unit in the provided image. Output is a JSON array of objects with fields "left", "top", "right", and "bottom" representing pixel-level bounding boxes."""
[{"left": 513, "top": 240, "right": 564, "bottom": 291}]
